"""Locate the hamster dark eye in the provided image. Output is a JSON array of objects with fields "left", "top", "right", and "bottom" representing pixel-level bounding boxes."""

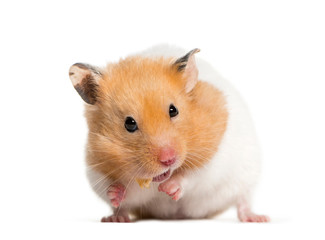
[
  {"left": 169, "top": 104, "right": 179, "bottom": 118},
  {"left": 125, "top": 117, "right": 138, "bottom": 132}
]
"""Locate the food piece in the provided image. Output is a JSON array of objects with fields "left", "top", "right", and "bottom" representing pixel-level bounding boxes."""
[{"left": 136, "top": 178, "right": 152, "bottom": 188}]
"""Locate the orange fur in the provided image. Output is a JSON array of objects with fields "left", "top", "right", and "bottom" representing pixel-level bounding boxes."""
[{"left": 85, "top": 56, "right": 228, "bottom": 184}]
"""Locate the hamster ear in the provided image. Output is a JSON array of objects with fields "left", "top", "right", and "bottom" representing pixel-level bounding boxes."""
[
  {"left": 68, "top": 63, "right": 102, "bottom": 104},
  {"left": 173, "top": 48, "right": 200, "bottom": 93}
]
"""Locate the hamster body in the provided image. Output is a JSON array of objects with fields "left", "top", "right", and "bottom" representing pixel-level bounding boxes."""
[{"left": 69, "top": 45, "right": 269, "bottom": 222}]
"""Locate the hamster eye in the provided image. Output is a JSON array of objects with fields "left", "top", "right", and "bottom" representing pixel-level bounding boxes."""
[
  {"left": 169, "top": 104, "right": 179, "bottom": 118},
  {"left": 125, "top": 117, "right": 138, "bottom": 132}
]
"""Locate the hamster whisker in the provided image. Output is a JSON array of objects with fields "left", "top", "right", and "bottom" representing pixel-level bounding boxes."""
[
  {"left": 86, "top": 148, "right": 133, "bottom": 155},
  {"left": 88, "top": 132, "right": 112, "bottom": 141},
  {"left": 87, "top": 160, "right": 132, "bottom": 173},
  {"left": 183, "top": 156, "right": 206, "bottom": 172},
  {"left": 96, "top": 164, "right": 140, "bottom": 197},
  {"left": 187, "top": 151, "right": 213, "bottom": 161},
  {"left": 186, "top": 153, "right": 210, "bottom": 169},
  {"left": 186, "top": 146, "right": 218, "bottom": 155},
  {"left": 116, "top": 161, "right": 149, "bottom": 215},
  {"left": 182, "top": 161, "right": 198, "bottom": 173},
  {"left": 86, "top": 161, "right": 107, "bottom": 169},
  {"left": 92, "top": 169, "right": 131, "bottom": 192},
  {"left": 90, "top": 172, "right": 111, "bottom": 191},
  {"left": 90, "top": 162, "right": 135, "bottom": 191}
]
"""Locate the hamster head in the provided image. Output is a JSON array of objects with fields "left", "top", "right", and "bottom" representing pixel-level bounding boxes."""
[{"left": 69, "top": 49, "right": 203, "bottom": 183}]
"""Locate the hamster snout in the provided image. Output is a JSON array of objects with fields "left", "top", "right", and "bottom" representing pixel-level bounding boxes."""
[{"left": 158, "top": 146, "right": 177, "bottom": 166}]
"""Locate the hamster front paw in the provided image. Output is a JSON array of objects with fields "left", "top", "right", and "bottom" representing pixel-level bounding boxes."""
[
  {"left": 107, "top": 183, "right": 126, "bottom": 208},
  {"left": 158, "top": 178, "right": 183, "bottom": 201}
]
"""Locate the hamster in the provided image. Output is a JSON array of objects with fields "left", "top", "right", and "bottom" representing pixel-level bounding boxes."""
[{"left": 68, "top": 45, "right": 270, "bottom": 223}]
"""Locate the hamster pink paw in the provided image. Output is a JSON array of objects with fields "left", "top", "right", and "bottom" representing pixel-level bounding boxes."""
[
  {"left": 101, "top": 215, "right": 131, "bottom": 223},
  {"left": 238, "top": 213, "right": 270, "bottom": 223},
  {"left": 158, "top": 179, "right": 182, "bottom": 201},
  {"left": 107, "top": 183, "right": 126, "bottom": 208},
  {"left": 237, "top": 199, "right": 270, "bottom": 223}
]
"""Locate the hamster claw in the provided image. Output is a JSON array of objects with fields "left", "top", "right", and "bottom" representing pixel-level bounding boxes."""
[
  {"left": 101, "top": 215, "right": 131, "bottom": 223},
  {"left": 238, "top": 213, "right": 270, "bottom": 223}
]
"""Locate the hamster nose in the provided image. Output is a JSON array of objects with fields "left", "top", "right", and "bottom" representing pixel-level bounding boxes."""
[{"left": 159, "top": 147, "right": 176, "bottom": 166}]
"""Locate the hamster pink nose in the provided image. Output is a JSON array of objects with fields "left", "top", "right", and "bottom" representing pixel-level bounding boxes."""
[{"left": 159, "top": 147, "right": 176, "bottom": 166}]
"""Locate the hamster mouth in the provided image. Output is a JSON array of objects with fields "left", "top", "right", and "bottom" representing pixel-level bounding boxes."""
[{"left": 152, "top": 169, "right": 171, "bottom": 182}]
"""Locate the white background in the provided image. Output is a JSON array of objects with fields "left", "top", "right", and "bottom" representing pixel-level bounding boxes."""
[{"left": 0, "top": 0, "right": 324, "bottom": 239}]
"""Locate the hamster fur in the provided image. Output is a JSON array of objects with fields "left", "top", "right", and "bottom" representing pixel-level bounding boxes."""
[{"left": 69, "top": 45, "right": 269, "bottom": 222}]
